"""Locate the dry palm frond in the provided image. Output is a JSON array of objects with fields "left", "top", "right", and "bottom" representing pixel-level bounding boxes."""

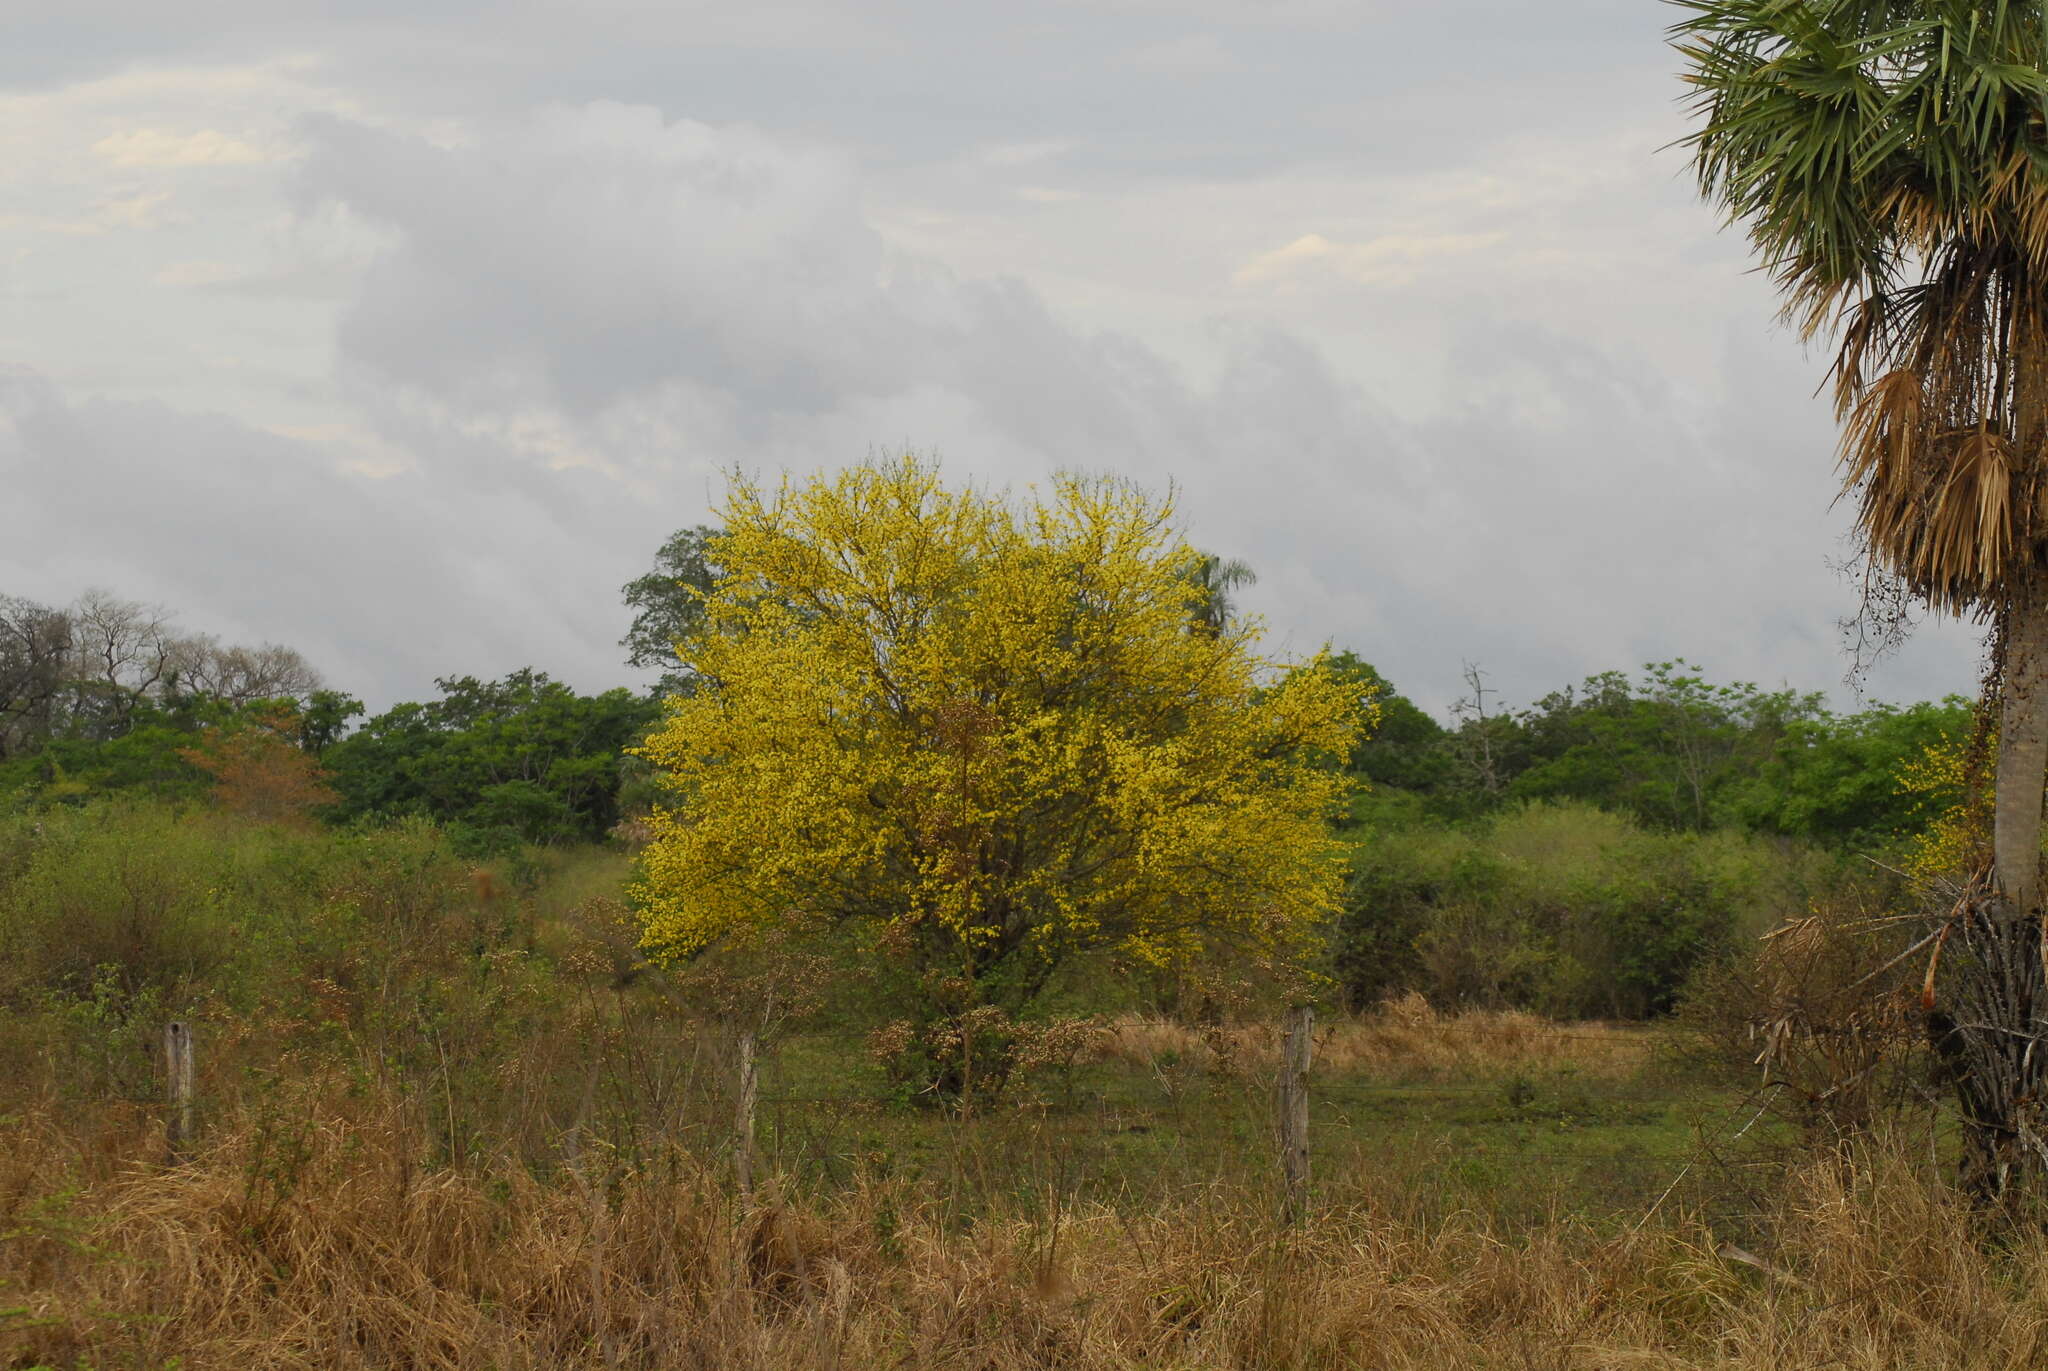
[
  {"left": 1678, "top": 1, "right": 2048, "bottom": 614},
  {"left": 1848, "top": 423, "right": 2016, "bottom": 616},
  {"left": 1830, "top": 237, "right": 2048, "bottom": 616},
  {"left": 1838, "top": 368, "right": 1925, "bottom": 496}
]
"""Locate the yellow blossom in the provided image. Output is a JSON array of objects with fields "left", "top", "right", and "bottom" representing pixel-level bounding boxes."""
[{"left": 632, "top": 456, "right": 1365, "bottom": 1010}]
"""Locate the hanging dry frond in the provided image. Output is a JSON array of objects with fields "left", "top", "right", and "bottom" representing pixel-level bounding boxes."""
[
  {"left": 1840, "top": 369, "right": 1924, "bottom": 496},
  {"left": 1849, "top": 419, "right": 2016, "bottom": 616},
  {"left": 1930, "top": 430, "right": 2015, "bottom": 586}
]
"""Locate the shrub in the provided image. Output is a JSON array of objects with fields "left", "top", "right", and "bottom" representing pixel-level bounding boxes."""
[
  {"left": 0, "top": 805, "right": 246, "bottom": 1002},
  {"left": 1337, "top": 802, "right": 1822, "bottom": 1018}
]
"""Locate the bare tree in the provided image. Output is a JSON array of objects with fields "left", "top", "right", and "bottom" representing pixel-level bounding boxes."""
[
  {"left": 67, "top": 589, "right": 178, "bottom": 730},
  {"left": 0, "top": 587, "right": 327, "bottom": 756},
  {"left": 1450, "top": 662, "right": 1510, "bottom": 799},
  {"left": 0, "top": 595, "right": 72, "bottom": 760},
  {"left": 168, "top": 637, "right": 322, "bottom": 704}
]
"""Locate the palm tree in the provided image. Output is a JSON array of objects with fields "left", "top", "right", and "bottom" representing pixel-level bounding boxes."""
[
  {"left": 1183, "top": 553, "right": 1257, "bottom": 637},
  {"left": 1674, "top": 0, "right": 2048, "bottom": 1198}
]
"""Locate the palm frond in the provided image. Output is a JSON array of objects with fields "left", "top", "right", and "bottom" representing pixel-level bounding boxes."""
[{"left": 1676, "top": 0, "right": 2048, "bottom": 612}]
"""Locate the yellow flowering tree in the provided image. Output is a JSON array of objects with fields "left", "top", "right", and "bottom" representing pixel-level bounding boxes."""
[
  {"left": 1896, "top": 729, "right": 1990, "bottom": 895},
  {"left": 633, "top": 457, "right": 1364, "bottom": 1091}
]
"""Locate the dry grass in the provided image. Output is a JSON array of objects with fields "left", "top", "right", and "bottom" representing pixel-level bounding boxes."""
[
  {"left": 2, "top": 1094, "right": 2040, "bottom": 1371},
  {"left": 1097, "top": 993, "right": 1652, "bottom": 1083}
]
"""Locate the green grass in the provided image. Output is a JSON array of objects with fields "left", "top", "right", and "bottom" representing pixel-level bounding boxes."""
[
  {"left": 749, "top": 1027, "right": 1725, "bottom": 1232},
  {"left": 0, "top": 804, "right": 1784, "bottom": 1246}
]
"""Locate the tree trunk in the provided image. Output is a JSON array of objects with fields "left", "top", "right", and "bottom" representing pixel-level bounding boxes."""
[
  {"left": 1996, "top": 583, "right": 2048, "bottom": 913},
  {"left": 1950, "top": 580, "right": 2048, "bottom": 1206}
]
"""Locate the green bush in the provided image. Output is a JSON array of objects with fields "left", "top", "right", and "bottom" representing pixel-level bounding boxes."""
[
  {"left": 0, "top": 799, "right": 704, "bottom": 1165},
  {"left": 0, "top": 805, "right": 250, "bottom": 1001},
  {"left": 1336, "top": 801, "right": 1826, "bottom": 1018}
]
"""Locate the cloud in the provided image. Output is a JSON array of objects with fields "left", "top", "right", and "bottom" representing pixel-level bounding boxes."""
[
  {"left": 153, "top": 259, "right": 244, "bottom": 286},
  {"left": 0, "top": 364, "right": 686, "bottom": 707},
  {"left": 1234, "top": 230, "right": 1508, "bottom": 289},
  {"left": 271, "top": 103, "right": 1975, "bottom": 712},
  {"left": 0, "top": 189, "right": 177, "bottom": 236},
  {"left": 976, "top": 139, "right": 1071, "bottom": 167},
  {"left": 92, "top": 127, "right": 272, "bottom": 167},
  {"left": 1127, "top": 33, "right": 1241, "bottom": 75},
  {"left": 0, "top": 16, "right": 1984, "bottom": 724}
]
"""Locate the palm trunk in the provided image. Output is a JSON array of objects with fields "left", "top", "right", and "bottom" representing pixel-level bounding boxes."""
[
  {"left": 1996, "top": 582, "right": 2048, "bottom": 912},
  {"left": 1946, "top": 579, "right": 2048, "bottom": 1206}
]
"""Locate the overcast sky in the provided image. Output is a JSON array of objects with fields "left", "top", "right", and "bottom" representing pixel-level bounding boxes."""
[{"left": 0, "top": 0, "right": 1984, "bottom": 716}]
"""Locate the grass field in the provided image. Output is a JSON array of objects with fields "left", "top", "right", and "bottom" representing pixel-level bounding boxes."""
[
  {"left": 0, "top": 1009, "right": 2022, "bottom": 1371},
  {"left": 753, "top": 1004, "right": 1705, "bottom": 1233},
  {"left": 0, "top": 809, "right": 2022, "bottom": 1368}
]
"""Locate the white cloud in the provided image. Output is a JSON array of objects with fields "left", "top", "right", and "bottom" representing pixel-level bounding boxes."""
[
  {"left": 0, "top": 189, "right": 177, "bottom": 236},
  {"left": 1234, "top": 230, "right": 1507, "bottom": 288},
  {"left": 0, "top": 10, "right": 1985, "bottom": 717},
  {"left": 92, "top": 127, "right": 272, "bottom": 167},
  {"left": 272, "top": 103, "right": 1974, "bottom": 711}
]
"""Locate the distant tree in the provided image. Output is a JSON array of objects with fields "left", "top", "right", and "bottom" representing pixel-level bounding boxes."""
[
  {"left": 634, "top": 458, "right": 1361, "bottom": 1095},
  {"left": 1732, "top": 696, "right": 1975, "bottom": 847},
  {"left": 180, "top": 702, "right": 338, "bottom": 825},
  {"left": 65, "top": 589, "right": 179, "bottom": 735},
  {"left": 0, "top": 588, "right": 323, "bottom": 756},
  {"left": 323, "top": 670, "right": 660, "bottom": 846},
  {"left": 1180, "top": 552, "right": 1256, "bottom": 637},
  {"left": 298, "top": 690, "right": 366, "bottom": 755},
  {"left": 1448, "top": 663, "right": 1522, "bottom": 804},
  {"left": 0, "top": 595, "right": 71, "bottom": 760},
  {"left": 1508, "top": 663, "right": 1822, "bottom": 832},
  {"left": 621, "top": 526, "right": 723, "bottom": 697},
  {"left": 166, "top": 637, "right": 321, "bottom": 706},
  {"left": 1323, "top": 651, "right": 1450, "bottom": 795}
]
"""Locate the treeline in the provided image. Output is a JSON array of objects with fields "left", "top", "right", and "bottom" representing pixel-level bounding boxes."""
[
  {"left": 2, "top": 583, "right": 1973, "bottom": 857},
  {"left": 0, "top": 589, "right": 655, "bottom": 854},
  {"left": 1334, "top": 654, "right": 1969, "bottom": 846},
  {"left": 1328, "top": 655, "right": 1970, "bottom": 1017},
  {"left": 0, "top": 564, "right": 1978, "bottom": 1022}
]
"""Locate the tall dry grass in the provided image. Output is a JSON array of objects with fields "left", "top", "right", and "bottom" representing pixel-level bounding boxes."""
[
  {"left": 2, "top": 1094, "right": 2041, "bottom": 1370},
  {"left": 1097, "top": 992, "right": 1652, "bottom": 1083}
]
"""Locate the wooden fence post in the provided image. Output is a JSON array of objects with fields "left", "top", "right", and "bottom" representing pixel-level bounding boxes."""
[
  {"left": 734, "top": 1026, "right": 759, "bottom": 1200},
  {"left": 1279, "top": 1004, "right": 1313, "bottom": 1222},
  {"left": 164, "top": 1021, "right": 195, "bottom": 1159}
]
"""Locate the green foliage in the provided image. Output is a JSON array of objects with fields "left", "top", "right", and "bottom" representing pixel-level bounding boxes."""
[
  {"left": 0, "top": 708, "right": 210, "bottom": 805},
  {"left": 1502, "top": 663, "right": 1822, "bottom": 831},
  {"left": 1325, "top": 651, "right": 1451, "bottom": 795},
  {"left": 1727, "top": 696, "right": 1974, "bottom": 846},
  {"left": 1335, "top": 801, "right": 1829, "bottom": 1018},
  {"left": 1344, "top": 658, "right": 1967, "bottom": 852},
  {"left": 299, "top": 690, "right": 365, "bottom": 754},
  {"left": 0, "top": 800, "right": 664, "bottom": 1166},
  {"left": 322, "top": 669, "right": 659, "bottom": 845},
  {"left": 0, "top": 693, "right": 304, "bottom": 808},
  {"left": 620, "top": 525, "right": 722, "bottom": 697},
  {"left": 0, "top": 804, "right": 300, "bottom": 1003}
]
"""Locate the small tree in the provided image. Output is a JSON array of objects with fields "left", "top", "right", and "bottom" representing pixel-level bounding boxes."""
[
  {"left": 633, "top": 457, "right": 1363, "bottom": 1095},
  {"left": 620, "top": 526, "right": 723, "bottom": 698},
  {"left": 180, "top": 702, "right": 338, "bottom": 825}
]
